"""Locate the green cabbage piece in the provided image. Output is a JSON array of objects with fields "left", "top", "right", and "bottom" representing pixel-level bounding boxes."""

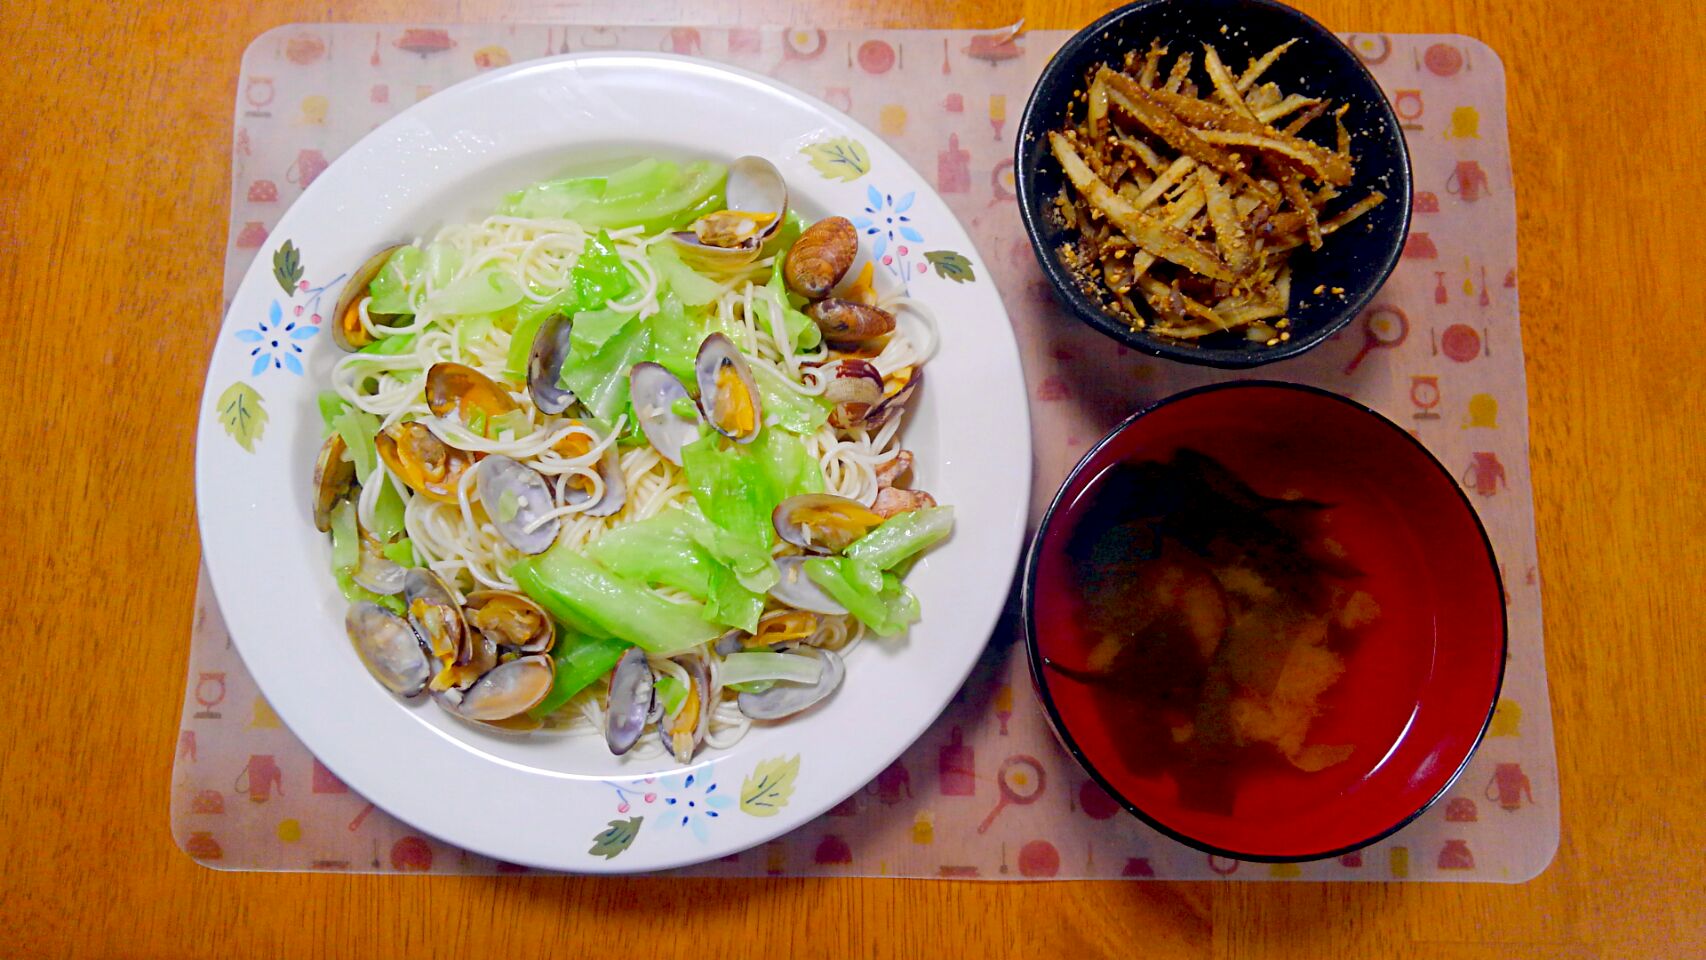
[
  {"left": 422, "top": 269, "right": 523, "bottom": 319},
  {"left": 367, "top": 245, "right": 423, "bottom": 316},
  {"left": 747, "top": 249, "right": 821, "bottom": 351},
  {"left": 500, "top": 159, "right": 728, "bottom": 234},
  {"left": 654, "top": 674, "right": 687, "bottom": 716},
  {"left": 648, "top": 242, "right": 724, "bottom": 307},
  {"left": 379, "top": 537, "right": 416, "bottom": 568},
  {"left": 586, "top": 508, "right": 762, "bottom": 631},
  {"left": 357, "top": 332, "right": 416, "bottom": 356},
  {"left": 510, "top": 545, "right": 720, "bottom": 656},
  {"left": 528, "top": 631, "right": 633, "bottom": 719},
  {"left": 750, "top": 362, "right": 830, "bottom": 435},
  {"left": 843, "top": 506, "right": 954, "bottom": 570},
  {"left": 317, "top": 391, "right": 350, "bottom": 436},
  {"left": 803, "top": 557, "right": 921, "bottom": 637},
  {"left": 330, "top": 408, "right": 380, "bottom": 480},
  {"left": 504, "top": 231, "right": 633, "bottom": 379}
]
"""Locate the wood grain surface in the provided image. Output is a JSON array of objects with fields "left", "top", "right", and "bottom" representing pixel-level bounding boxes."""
[{"left": 2, "top": 0, "right": 1701, "bottom": 957}]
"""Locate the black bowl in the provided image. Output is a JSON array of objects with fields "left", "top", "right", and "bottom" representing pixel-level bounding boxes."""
[{"left": 1014, "top": 0, "right": 1412, "bottom": 368}]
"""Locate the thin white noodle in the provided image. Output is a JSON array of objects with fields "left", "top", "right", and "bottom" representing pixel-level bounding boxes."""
[{"left": 326, "top": 204, "right": 934, "bottom": 756}]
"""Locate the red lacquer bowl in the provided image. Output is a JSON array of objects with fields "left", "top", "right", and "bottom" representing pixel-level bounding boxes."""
[{"left": 1022, "top": 382, "right": 1506, "bottom": 861}]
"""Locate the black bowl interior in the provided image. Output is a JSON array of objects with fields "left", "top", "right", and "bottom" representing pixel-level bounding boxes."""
[{"left": 1015, "top": 0, "right": 1413, "bottom": 368}]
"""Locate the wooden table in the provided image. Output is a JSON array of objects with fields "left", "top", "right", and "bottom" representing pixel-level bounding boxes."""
[{"left": 4, "top": 0, "right": 1701, "bottom": 956}]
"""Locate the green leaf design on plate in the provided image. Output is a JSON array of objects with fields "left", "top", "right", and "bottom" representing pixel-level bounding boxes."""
[
  {"left": 216, "top": 382, "right": 268, "bottom": 452},
  {"left": 273, "top": 240, "right": 304, "bottom": 294},
  {"left": 800, "top": 138, "right": 870, "bottom": 183},
  {"left": 588, "top": 816, "right": 643, "bottom": 859},
  {"left": 740, "top": 754, "right": 800, "bottom": 817},
  {"left": 924, "top": 250, "right": 976, "bottom": 283}
]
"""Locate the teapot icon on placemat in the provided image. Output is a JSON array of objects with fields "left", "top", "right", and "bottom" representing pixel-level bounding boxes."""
[
  {"left": 870, "top": 760, "right": 913, "bottom": 806},
  {"left": 1438, "top": 839, "right": 1475, "bottom": 870},
  {"left": 190, "top": 790, "right": 225, "bottom": 815},
  {"left": 184, "top": 832, "right": 223, "bottom": 861},
  {"left": 662, "top": 27, "right": 702, "bottom": 56},
  {"left": 1448, "top": 160, "right": 1490, "bottom": 201},
  {"left": 1487, "top": 762, "right": 1534, "bottom": 811},
  {"left": 938, "top": 726, "right": 976, "bottom": 796},
  {"left": 247, "top": 180, "right": 278, "bottom": 203},
  {"left": 1462, "top": 451, "right": 1509, "bottom": 497},
  {"left": 311, "top": 759, "right": 348, "bottom": 794},
  {"left": 234, "top": 754, "right": 282, "bottom": 803},
  {"left": 287, "top": 149, "right": 328, "bottom": 189},
  {"left": 1444, "top": 797, "right": 1479, "bottom": 822}
]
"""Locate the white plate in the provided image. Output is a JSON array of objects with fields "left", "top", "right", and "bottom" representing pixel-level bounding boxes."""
[{"left": 195, "top": 53, "right": 1030, "bottom": 872}]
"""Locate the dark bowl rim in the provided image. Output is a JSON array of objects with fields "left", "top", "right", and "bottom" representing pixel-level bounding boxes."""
[
  {"left": 1019, "top": 380, "right": 1509, "bottom": 863},
  {"left": 1013, "top": 0, "right": 1415, "bottom": 370}
]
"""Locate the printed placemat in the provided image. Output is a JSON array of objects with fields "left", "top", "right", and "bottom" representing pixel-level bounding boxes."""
[{"left": 175, "top": 23, "right": 1555, "bottom": 880}]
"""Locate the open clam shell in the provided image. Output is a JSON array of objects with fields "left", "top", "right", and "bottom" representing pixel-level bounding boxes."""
[
  {"left": 476, "top": 455, "right": 560, "bottom": 555},
  {"left": 695, "top": 333, "right": 762, "bottom": 444},
  {"left": 629, "top": 361, "right": 702, "bottom": 466},
  {"left": 564, "top": 445, "right": 626, "bottom": 518},
  {"left": 603, "top": 648, "right": 655, "bottom": 756},
  {"left": 331, "top": 244, "right": 407, "bottom": 352},
  {"left": 668, "top": 156, "right": 788, "bottom": 269},
  {"left": 312, "top": 433, "right": 357, "bottom": 533},
  {"left": 435, "top": 653, "right": 555, "bottom": 722},
  {"left": 737, "top": 647, "right": 845, "bottom": 721},
  {"left": 773, "top": 493, "right": 886, "bottom": 554},
  {"left": 346, "top": 601, "right": 432, "bottom": 697},
  {"left": 526, "top": 314, "right": 576, "bottom": 415},
  {"left": 769, "top": 556, "right": 849, "bottom": 615}
]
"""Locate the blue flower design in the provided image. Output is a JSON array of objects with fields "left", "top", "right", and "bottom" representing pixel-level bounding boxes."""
[
  {"left": 851, "top": 185, "right": 922, "bottom": 262},
  {"left": 657, "top": 771, "right": 734, "bottom": 842},
  {"left": 236, "top": 300, "right": 318, "bottom": 376}
]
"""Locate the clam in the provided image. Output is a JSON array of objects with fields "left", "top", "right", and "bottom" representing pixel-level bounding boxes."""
[
  {"left": 464, "top": 590, "right": 555, "bottom": 653},
  {"left": 526, "top": 314, "right": 576, "bottom": 415},
  {"left": 429, "top": 626, "right": 499, "bottom": 692},
  {"left": 346, "top": 601, "right": 432, "bottom": 697},
  {"left": 563, "top": 445, "right": 626, "bottom": 518},
  {"left": 435, "top": 653, "right": 554, "bottom": 722},
  {"left": 820, "top": 359, "right": 884, "bottom": 430},
  {"left": 805, "top": 299, "right": 896, "bottom": 346},
  {"left": 773, "top": 494, "right": 886, "bottom": 554},
  {"left": 872, "top": 486, "right": 937, "bottom": 519},
  {"left": 738, "top": 647, "right": 845, "bottom": 721},
  {"left": 694, "top": 333, "right": 762, "bottom": 443},
  {"left": 332, "top": 244, "right": 407, "bottom": 352},
  {"left": 875, "top": 450, "right": 914, "bottom": 488},
  {"left": 714, "top": 629, "right": 746, "bottom": 657},
  {"left": 425, "top": 362, "right": 519, "bottom": 432},
  {"left": 475, "top": 455, "right": 560, "bottom": 555},
  {"left": 402, "top": 568, "right": 467, "bottom": 668},
  {"left": 351, "top": 538, "right": 407, "bottom": 595},
  {"left": 769, "top": 556, "right": 849, "bottom": 615},
  {"left": 313, "top": 433, "right": 357, "bottom": 533},
  {"left": 752, "top": 609, "right": 821, "bottom": 648},
  {"left": 663, "top": 655, "right": 712, "bottom": 763},
  {"left": 669, "top": 156, "right": 788, "bottom": 269},
  {"left": 603, "top": 647, "right": 654, "bottom": 756},
  {"left": 783, "top": 216, "right": 859, "bottom": 299},
  {"left": 629, "top": 362, "right": 702, "bottom": 465},
  {"left": 375, "top": 421, "right": 474, "bottom": 502},
  {"left": 862, "top": 366, "right": 922, "bottom": 430}
]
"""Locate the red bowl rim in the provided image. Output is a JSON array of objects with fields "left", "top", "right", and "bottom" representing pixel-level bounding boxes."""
[{"left": 1020, "top": 380, "right": 1509, "bottom": 862}]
